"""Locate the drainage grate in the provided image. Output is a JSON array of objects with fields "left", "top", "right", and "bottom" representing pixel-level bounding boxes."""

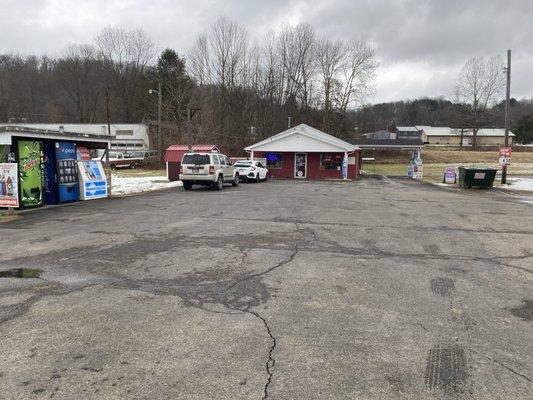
[
  {"left": 425, "top": 344, "right": 467, "bottom": 393},
  {"left": 430, "top": 277, "right": 455, "bottom": 296},
  {"left": 0, "top": 268, "right": 41, "bottom": 279}
]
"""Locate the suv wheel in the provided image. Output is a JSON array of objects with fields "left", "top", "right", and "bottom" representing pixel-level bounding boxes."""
[
  {"left": 232, "top": 173, "right": 240, "bottom": 187},
  {"left": 214, "top": 175, "right": 224, "bottom": 190},
  {"left": 255, "top": 174, "right": 260, "bottom": 183},
  {"left": 183, "top": 181, "right": 192, "bottom": 191}
]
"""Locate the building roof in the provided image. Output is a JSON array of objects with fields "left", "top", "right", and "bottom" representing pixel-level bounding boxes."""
[
  {"left": 0, "top": 125, "right": 113, "bottom": 148},
  {"left": 166, "top": 144, "right": 218, "bottom": 152},
  {"left": 347, "top": 138, "right": 424, "bottom": 149},
  {"left": 244, "top": 124, "right": 358, "bottom": 153},
  {"left": 397, "top": 126, "right": 420, "bottom": 132}
]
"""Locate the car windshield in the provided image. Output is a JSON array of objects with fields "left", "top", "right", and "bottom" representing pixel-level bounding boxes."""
[
  {"left": 182, "top": 154, "right": 210, "bottom": 165},
  {"left": 235, "top": 162, "right": 252, "bottom": 167}
]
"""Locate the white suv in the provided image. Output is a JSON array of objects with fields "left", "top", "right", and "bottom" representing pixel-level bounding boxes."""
[{"left": 179, "top": 152, "right": 239, "bottom": 190}]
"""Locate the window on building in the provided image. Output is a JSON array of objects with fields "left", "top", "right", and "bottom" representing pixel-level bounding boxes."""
[
  {"left": 265, "top": 153, "right": 282, "bottom": 169},
  {"left": 320, "top": 153, "right": 343, "bottom": 170}
]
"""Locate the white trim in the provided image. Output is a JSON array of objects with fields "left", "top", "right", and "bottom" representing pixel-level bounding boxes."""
[
  {"left": 294, "top": 152, "right": 307, "bottom": 179},
  {"left": 245, "top": 124, "right": 357, "bottom": 152}
]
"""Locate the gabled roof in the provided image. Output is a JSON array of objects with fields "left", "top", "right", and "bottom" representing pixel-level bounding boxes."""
[{"left": 244, "top": 124, "right": 357, "bottom": 152}]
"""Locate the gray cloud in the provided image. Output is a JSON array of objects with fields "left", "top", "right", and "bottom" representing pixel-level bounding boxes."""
[{"left": 1, "top": 0, "right": 530, "bottom": 103}]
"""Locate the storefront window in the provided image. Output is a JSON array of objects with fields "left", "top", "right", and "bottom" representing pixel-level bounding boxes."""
[
  {"left": 320, "top": 153, "right": 343, "bottom": 170},
  {"left": 266, "top": 152, "right": 282, "bottom": 169}
]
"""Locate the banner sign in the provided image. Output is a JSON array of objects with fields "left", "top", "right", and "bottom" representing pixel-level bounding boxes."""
[
  {"left": 77, "top": 160, "right": 108, "bottom": 200},
  {"left": 499, "top": 147, "right": 512, "bottom": 166},
  {"left": 0, "top": 163, "right": 19, "bottom": 208}
]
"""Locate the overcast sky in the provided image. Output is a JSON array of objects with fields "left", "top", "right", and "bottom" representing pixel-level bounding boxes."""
[{"left": 2, "top": 0, "right": 532, "bottom": 104}]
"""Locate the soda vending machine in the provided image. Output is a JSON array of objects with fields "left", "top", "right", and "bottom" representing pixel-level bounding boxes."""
[
  {"left": 42, "top": 141, "right": 59, "bottom": 204},
  {"left": 17, "top": 140, "right": 43, "bottom": 207},
  {"left": 55, "top": 141, "right": 80, "bottom": 202}
]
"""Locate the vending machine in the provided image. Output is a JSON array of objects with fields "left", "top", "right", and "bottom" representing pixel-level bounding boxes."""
[
  {"left": 17, "top": 140, "right": 43, "bottom": 207},
  {"left": 42, "top": 141, "right": 59, "bottom": 204},
  {"left": 55, "top": 141, "right": 80, "bottom": 202},
  {"left": 77, "top": 160, "right": 108, "bottom": 200}
]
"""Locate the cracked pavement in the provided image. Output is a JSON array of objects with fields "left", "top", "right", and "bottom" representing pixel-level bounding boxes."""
[{"left": 0, "top": 177, "right": 532, "bottom": 399}]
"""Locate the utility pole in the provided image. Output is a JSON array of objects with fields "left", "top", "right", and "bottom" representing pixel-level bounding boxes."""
[
  {"left": 105, "top": 87, "right": 112, "bottom": 196},
  {"left": 157, "top": 82, "right": 162, "bottom": 163},
  {"left": 186, "top": 108, "right": 201, "bottom": 151},
  {"left": 502, "top": 49, "right": 511, "bottom": 185}
]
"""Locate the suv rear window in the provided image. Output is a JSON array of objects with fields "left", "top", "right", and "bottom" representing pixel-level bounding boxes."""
[
  {"left": 235, "top": 162, "right": 252, "bottom": 167},
  {"left": 182, "top": 154, "right": 210, "bottom": 165}
]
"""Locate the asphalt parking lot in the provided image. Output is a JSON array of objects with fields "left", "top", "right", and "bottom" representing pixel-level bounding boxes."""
[{"left": 0, "top": 177, "right": 532, "bottom": 399}]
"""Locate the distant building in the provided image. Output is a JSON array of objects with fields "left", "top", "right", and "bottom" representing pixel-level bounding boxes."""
[
  {"left": 420, "top": 127, "right": 514, "bottom": 146},
  {"left": 363, "top": 130, "right": 397, "bottom": 140},
  {"left": 8, "top": 123, "right": 150, "bottom": 152},
  {"left": 396, "top": 126, "right": 423, "bottom": 140}
]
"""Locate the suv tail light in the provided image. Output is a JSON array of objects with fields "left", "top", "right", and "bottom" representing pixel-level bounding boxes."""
[
  {"left": 179, "top": 165, "right": 183, "bottom": 174},
  {"left": 250, "top": 166, "right": 256, "bottom": 171},
  {"left": 209, "top": 165, "right": 215, "bottom": 174}
]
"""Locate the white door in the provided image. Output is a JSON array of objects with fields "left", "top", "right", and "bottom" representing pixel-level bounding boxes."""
[{"left": 294, "top": 153, "right": 307, "bottom": 178}]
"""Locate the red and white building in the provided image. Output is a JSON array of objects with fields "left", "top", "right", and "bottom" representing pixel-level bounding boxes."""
[
  {"left": 244, "top": 124, "right": 361, "bottom": 180},
  {"left": 165, "top": 144, "right": 219, "bottom": 181}
]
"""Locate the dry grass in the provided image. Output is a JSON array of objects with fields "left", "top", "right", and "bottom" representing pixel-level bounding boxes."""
[
  {"left": 422, "top": 149, "right": 533, "bottom": 164},
  {"left": 112, "top": 168, "right": 166, "bottom": 178},
  {"left": 364, "top": 163, "right": 533, "bottom": 184}
]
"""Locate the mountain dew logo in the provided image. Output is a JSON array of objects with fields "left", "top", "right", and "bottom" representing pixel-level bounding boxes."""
[{"left": 23, "top": 158, "right": 37, "bottom": 171}]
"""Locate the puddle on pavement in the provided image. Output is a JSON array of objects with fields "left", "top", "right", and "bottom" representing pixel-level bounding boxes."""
[
  {"left": 0, "top": 268, "right": 41, "bottom": 279},
  {"left": 508, "top": 300, "right": 533, "bottom": 321}
]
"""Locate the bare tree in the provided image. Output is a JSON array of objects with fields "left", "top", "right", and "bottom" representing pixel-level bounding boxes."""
[
  {"left": 95, "top": 26, "right": 157, "bottom": 121},
  {"left": 316, "top": 37, "right": 344, "bottom": 130},
  {"left": 455, "top": 55, "right": 505, "bottom": 148},
  {"left": 55, "top": 44, "right": 103, "bottom": 122}
]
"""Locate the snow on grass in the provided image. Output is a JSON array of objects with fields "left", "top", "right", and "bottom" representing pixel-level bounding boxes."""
[
  {"left": 111, "top": 175, "right": 182, "bottom": 196},
  {"left": 500, "top": 178, "right": 533, "bottom": 191}
]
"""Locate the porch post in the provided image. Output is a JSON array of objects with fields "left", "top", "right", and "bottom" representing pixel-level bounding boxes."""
[
  {"left": 250, "top": 150, "right": 254, "bottom": 161},
  {"left": 342, "top": 151, "right": 348, "bottom": 180}
]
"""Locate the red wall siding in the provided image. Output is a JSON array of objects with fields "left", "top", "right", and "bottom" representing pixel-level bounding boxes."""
[
  {"left": 255, "top": 150, "right": 360, "bottom": 180},
  {"left": 307, "top": 152, "right": 343, "bottom": 179},
  {"left": 255, "top": 151, "right": 295, "bottom": 179}
]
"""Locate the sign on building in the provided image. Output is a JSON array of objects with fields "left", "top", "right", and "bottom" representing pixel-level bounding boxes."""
[{"left": 0, "top": 163, "right": 19, "bottom": 208}]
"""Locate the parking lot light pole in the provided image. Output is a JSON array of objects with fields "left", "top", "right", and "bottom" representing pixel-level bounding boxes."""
[{"left": 149, "top": 83, "right": 162, "bottom": 163}]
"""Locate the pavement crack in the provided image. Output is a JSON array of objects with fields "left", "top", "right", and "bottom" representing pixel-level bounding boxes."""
[
  {"left": 468, "top": 348, "right": 532, "bottom": 383},
  {"left": 245, "top": 309, "right": 276, "bottom": 400}
]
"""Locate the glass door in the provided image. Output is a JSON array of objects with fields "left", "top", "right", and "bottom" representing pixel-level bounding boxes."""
[{"left": 294, "top": 153, "right": 307, "bottom": 178}]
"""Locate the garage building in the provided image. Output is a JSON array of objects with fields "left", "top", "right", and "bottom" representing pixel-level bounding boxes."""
[{"left": 244, "top": 124, "right": 360, "bottom": 180}]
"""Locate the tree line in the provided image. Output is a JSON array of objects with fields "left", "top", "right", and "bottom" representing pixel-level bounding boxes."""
[{"left": 1, "top": 18, "right": 532, "bottom": 155}]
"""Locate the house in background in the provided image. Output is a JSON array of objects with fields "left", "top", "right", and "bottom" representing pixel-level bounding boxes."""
[
  {"left": 8, "top": 123, "right": 150, "bottom": 152},
  {"left": 244, "top": 124, "right": 360, "bottom": 180},
  {"left": 421, "top": 127, "right": 514, "bottom": 146}
]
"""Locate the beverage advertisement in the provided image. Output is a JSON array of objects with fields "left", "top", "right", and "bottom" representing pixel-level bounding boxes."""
[
  {"left": 43, "top": 141, "right": 59, "bottom": 204},
  {"left": 18, "top": 140, "right": 43, "bottom": 207},
  {"left": 499, "top": 147, "right": 512, "bottom": 166},
  {"left": 55, "top": 141, "right": 80, "bottom": 202},
  {"left": 0, "top": 163, "right": 19, "bottom": 208},
  {"left": 78, "top": 160, "right": 108, "bottom": 200}
]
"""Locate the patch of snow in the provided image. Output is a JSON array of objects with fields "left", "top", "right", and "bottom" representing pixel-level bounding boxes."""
[
  {"left": 499, "top": 178, "right": 533, "bottom": 192},
  {"left": 111, "top": 175, "right": 182, "bottom": 196}
]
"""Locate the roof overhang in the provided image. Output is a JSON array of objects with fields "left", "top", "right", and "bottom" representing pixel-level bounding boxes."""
[{"left": 0, "top": 126, "right": 113, "bottom": 148}]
